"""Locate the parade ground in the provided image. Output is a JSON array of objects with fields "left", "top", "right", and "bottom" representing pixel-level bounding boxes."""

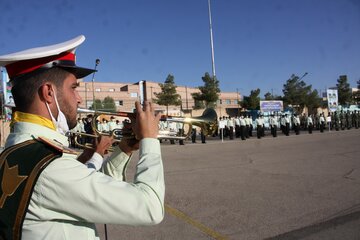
[{"left": 97, "top": 129, "right": 360, "bottom": 240}]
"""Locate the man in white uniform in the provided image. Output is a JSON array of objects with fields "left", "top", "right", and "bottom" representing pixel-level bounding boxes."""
[{"left": 0, "top": 35, "right": 164, "bottom": 240}]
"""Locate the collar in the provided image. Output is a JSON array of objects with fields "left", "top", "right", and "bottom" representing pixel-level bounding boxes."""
[
  {"left": 5, "top": 121, "right": 69, "bottom": 148},
  {"left": 12, "top": 111, "right": 56, "bottom": 130}
]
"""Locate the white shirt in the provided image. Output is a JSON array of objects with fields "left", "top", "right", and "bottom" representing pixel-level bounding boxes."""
[
  {"left": 240, "top": 118, "right": 246, "bottom": 126},
  {"left": 227, "top": 119, "right": 234, "bottom": 127}
]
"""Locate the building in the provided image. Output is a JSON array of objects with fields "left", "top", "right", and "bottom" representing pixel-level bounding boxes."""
[{"left": 77, "top": 80, "right": 241, "bottom": 117}]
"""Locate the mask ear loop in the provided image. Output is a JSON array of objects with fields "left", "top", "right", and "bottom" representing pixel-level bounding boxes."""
[
  {"left": 45, "top": 87, "right": 57, "bottom": 129},
  {"left": 53, "top": 91, "right": 62, "bottom": 121}
]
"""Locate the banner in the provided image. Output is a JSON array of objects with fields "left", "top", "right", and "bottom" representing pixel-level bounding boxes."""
[
  {"left": 326, "top": 89, "right": 338, "bottom": 112},
  {"left": 260, "top": 100, "right": 283, "bottom": 112}
]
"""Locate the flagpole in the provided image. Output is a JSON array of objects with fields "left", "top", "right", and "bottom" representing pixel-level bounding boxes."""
[{"left": 208, "top": 0, "right": 216, "bottom": 78}]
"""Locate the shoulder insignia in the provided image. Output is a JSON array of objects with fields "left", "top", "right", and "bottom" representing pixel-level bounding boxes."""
[{"left": 37, "top": 136, "right": 78, "bottom": 155}]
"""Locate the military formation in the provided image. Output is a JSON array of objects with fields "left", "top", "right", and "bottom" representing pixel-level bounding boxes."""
[{"left": 217, "top": 110, "right": 360, "bottom": 141}]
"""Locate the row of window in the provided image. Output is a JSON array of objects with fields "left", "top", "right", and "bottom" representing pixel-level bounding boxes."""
[
  {"left": 84, "top": 88, "right": 139, "bottom": 98},
  {"left": 85, "top": 88, "right": 129, "bottom": 93},
  {"left": 84, "top": 100, "right": 124, "bottom": 108},
  {"left": 84, "top": 99, "right": 238, "bottom": 108},
  {"left": 218, "top": 99, "right": 239, "bottom": 105}
]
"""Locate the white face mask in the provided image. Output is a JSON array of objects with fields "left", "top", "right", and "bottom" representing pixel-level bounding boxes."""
[{"left": 45, "top": 89, "right": 69, "bottom": 135}]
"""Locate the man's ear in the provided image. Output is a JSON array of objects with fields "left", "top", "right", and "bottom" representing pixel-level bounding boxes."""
[{"left": 39, "top": 83, "right": 54, "bottom": 103}]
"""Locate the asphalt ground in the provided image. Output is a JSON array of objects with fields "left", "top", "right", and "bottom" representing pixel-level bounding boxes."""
[{"left": 95, "top": 128, "right": 360, "bottom": 240}]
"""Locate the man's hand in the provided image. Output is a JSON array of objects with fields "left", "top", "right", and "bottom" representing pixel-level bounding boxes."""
[
  {"left": 117, "top": 101, "right": 160, "bottom": 156},
  {"left": 95, "top": 135, "right": 113, "bottom": 157},
  {"left": 133, "top": 101, "right": 161, "bottom": 140},
  {"left": 118, "top": 138, "right": 140, "bottom": 156}
]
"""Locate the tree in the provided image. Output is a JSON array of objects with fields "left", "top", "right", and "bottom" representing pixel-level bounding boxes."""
[
  {"left": 241, "top": 88, "right": 260, "bottom": 110},
  {"left": 282, "top": 74, "right": 319, "bottom": 113},
  {"left": 264, "top": 92, "right": 273, "bottom": 100},
  {"left": 336, "top": 75, "right": 352, "bottom": 106},
  {"left": 90, "top": 97, "right": 116, "bottom": 112},
  {"left": 191, "top": 72, "right": 220, "bottom": 109},
  {"left": 102, "top": 96, "right": 117, "bottom": 112},
  {"left": 90, "top": 99, "right": 103, "bottom": 110},
  {"left": 305, "top": 89, "right": 321, "bottom": 114},
  {"left": 154, "top": 74, "right": 182, "bottom": 115}
]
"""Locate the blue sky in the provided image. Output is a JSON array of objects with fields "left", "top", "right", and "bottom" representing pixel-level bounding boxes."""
[{"left": 0, "top": 0, "right": 359, "bottom": 97}]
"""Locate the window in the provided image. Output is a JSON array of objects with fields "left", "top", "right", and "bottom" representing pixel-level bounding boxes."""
[
  {"left": 95, "top": 88, "right": 101, "bottom": 92},
  {"left": 109, "top": 88, "right": 115, "bottom": 92},
  {"left": 116, "top": 100, "right": 123, "bottom": 106},
  {"left": 234, "top": 99, "right": 238, "bottom": 105},
  {"left": 130, "top": 92, "right": 138, "bottom": 98},
  {"left": 225, "top": 99, "right": 231, "bottom": 104}
]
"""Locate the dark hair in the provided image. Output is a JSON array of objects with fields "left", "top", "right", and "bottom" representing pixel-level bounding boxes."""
[{"left": 11, "top": 67, "right": 70, "bottom": 111}]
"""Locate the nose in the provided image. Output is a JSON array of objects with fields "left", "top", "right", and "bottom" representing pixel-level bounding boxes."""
[{"left": 76, "top": 90, "right": 82, "bottom": 104}]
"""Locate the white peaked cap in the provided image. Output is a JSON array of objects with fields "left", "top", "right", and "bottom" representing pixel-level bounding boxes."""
[{"left": 0, "top": 35, "right": 96, "bottom": 80}]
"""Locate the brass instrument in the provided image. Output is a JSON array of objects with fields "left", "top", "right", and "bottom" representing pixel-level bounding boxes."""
[{"left": 73, "top": 107, "right": 218, "bottom": 149}]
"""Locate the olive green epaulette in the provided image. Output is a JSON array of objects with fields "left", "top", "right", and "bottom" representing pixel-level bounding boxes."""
[{"left": 37, "top": 136, "right": 78, "bottom": 155}]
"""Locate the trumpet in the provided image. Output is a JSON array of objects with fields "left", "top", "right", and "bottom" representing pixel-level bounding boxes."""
[{"left": 73, "top": 107, "right": 218, "bottom": 149}]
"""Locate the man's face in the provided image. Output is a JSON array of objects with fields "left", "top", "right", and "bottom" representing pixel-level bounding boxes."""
[{"left": 57, "top": 74, "right": 82, "bottom": 129}]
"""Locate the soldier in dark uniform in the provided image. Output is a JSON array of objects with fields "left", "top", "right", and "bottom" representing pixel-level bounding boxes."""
[
  {"left": 201, "top": 129, "right": 206, "bottom": 143},
  {"left": 247, "top": 115, "right": 253, "bottom": 137},
  {"left": 340, "top": 110, "right": 345, "bottom": 130},
  {"left": 255, "top": 115, "right": 263, "bottom": 139},
  {"left": 307, "top": 114, "right": 313, "bottom": 134},
  {"left": 284, "top": 114, "right": 290, "bottom": 136},
  {"left": 270, "top": 114, "right": 278, "bottom": 137},
  {"left": 224, "top": 117, "right": 229, "bottom": 138},
  {"left": 191, "top": 126, "right": 197, "bottom": 143},
  {"left": 330, "top": 112, "right": 335, "bottom": 130},
  {"left": 234, "top": 116, "right": 240, "bottom": 138},
  {"left": 334, "top": 111, "right": 340, "bottom": 131},
  {"left": 239, "top": 115, "right": 246, "bottom": 140},
  {"left": 319, "top": 113, "right": 325, "bottom": 133},
  {"left": 228, "top": 117, "right": 234, "bottom": 140},
  {"left": 351, "top": 111, "right": 357, "bottom": 129},
  {"left": 244, "top": 115, "right": 249, "bottom": 139},
  {"left": 293, "top": 113, "right": 300, "bottom": 135},
  {"left": 218, "top": 117, "right": 223, "bottom": 139},
  {"left": 345, "top": 110, "right": 351, "bottom": 129}
]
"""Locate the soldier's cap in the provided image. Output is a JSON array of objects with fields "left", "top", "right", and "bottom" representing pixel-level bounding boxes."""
[{"left": 0, "top": 35, "right": 96, "bottom": 82}]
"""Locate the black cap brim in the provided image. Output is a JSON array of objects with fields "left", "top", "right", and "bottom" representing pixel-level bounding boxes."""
[{"left": 58, "top": 65, "right": 96, "bottom": 79}]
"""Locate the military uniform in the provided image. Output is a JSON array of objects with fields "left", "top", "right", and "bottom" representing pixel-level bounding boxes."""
[
  {"left": 319, "top": 113, "right": 325, "bottom": 133},
  {"left": 269, "top": 114, "right": 278, "bottom": 137},
  {"left": 340, "top": 111, "right": 345, "bottom": 130},
  {"left": 334, "top": 112, "right": 340, "bottom": 131},
  {"left": 227, "top": 117, "right": 234, "bottom": 140},
  {"left": 293, "top": 114, "right": 300, "bottom": 135},
  {"left": 284, "top": 114, "right": 290, "bottom": 136},
  {"left": 255, "top": 116, "right": 263, "bottom": 139},
  {"left": 307, "top": 115, "right": 313, "bottom": 134},
  {"left": 345, "top": 111, "right": 351, "bottom": 129},
  {"left": 239, "top": 116, "right": 246, "bottom": 140},
  {"left": 234, "top": 117, "right": 240, "bottom": 138}
]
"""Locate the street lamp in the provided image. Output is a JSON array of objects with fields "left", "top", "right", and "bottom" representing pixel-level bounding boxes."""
[{"left": 91, "top": 59, "right": 100, "bottom": 110}]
